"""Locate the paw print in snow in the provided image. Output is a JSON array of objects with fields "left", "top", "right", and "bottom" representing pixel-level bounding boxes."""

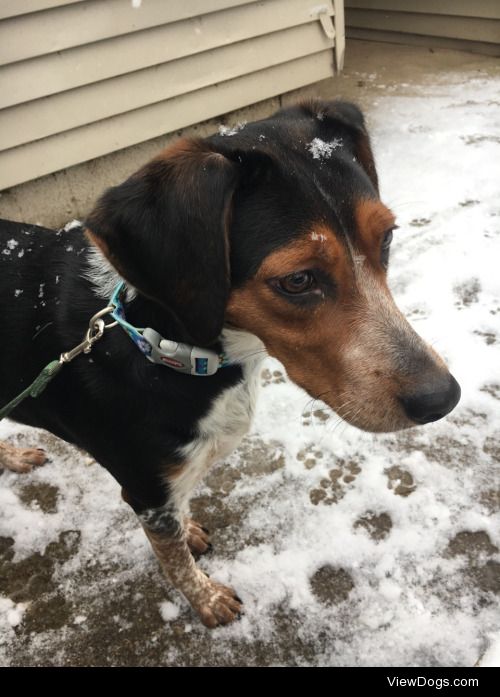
[
  {"left": 296, "top": 444, "right": 324, "bottom": 470},
  {"left": 309, "top": 458, "right": 362, "bottom": 506},
  {"left": 261, "top": 368, "right": 286, "bottom": 387}
]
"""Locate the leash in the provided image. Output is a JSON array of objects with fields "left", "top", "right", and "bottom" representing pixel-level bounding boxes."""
[
  {"left": 0, "top": 282, "right": 232, "bottom": 422},
  {"left": 0, "top": 306, "right": 117, "bottom": 423}
]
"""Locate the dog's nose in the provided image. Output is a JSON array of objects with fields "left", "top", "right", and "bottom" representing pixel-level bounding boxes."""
[{"left": 401, "top": 374, "right": 461, "bottom": 425}]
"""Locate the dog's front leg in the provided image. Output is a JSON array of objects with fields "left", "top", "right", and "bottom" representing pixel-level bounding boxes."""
[{"left": 139, "top": 507, "right": 242, "bottom": 628}]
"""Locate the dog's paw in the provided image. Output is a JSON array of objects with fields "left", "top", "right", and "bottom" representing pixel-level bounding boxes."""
[
  {"left": 185, "top": 518, "right": 212, "bottom": 555},
  {"left": 192, "top": 577, "right": 243, "bottom": 629},
  {"left": 0, "top": 443, "right": 47, "bottom": 473}
]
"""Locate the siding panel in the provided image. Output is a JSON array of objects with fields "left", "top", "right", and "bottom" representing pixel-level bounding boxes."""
[
  {"left": 0, "top": 51, "right": 335, "bottom": 190},
  {"left": 345, "top": 0, "right": 500, "bottom": 52},
  {"left": 0, "top": 0, "right": 257, "bottom": 65},
  {"left": 0, "top": 0, "right": 343, "bottom": 189},
  {"left": 347, "top": 29, "right": 500, "bottom": 56},
  {"left": 0, "top": 0, "right": 334, "bottom": 108},
  {"left": 346, "top": 0, "right": 500, "bottom": 21},
  {"left": 347, "top": 9, "right": 500, "bottom": 44},
  {"left": 0, "top": 23, "right": 332, "bottom": 150},
  {"left": 0, "top": 1, "right": 84, "bottom": 21}
]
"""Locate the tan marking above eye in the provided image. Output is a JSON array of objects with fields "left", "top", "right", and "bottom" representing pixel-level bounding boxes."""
[
  {"left": 256, "top": 225, "right": 343, "bottom": 280},
  {"left": 354, "top": 199, "right": 396, "bottom": 268}
]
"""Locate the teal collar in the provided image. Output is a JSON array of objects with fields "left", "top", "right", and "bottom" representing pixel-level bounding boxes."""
[{"left": 109, "top": 282, "right": 230, "bottom": 376}]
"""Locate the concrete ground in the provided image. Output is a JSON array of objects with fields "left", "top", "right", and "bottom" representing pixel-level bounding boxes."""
[{"left": 1, "top": 41, "right": 499, "bottom": 666}]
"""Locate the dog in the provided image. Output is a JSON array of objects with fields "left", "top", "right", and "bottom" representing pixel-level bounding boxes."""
[{"left": 0, "top": 100, "right": 460, "bottom": 628}]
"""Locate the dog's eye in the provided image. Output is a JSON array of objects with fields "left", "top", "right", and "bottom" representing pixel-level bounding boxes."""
[
  {"left": 381, "top": 226, "right": 398, "bottom": 270},
  {"left": 277, "top": 271, "right": 316, "bottom": 295},
  {"left": 382, "top": 228, "right": 395, "bottom": 248}
]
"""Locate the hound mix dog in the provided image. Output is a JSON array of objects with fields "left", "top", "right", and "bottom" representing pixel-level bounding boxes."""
[{"left": 0, "top": 100, "right": 460, "bottom": 627}]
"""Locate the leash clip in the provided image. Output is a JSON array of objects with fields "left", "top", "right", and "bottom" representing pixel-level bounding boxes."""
[{"left": 60, "top": 307, "right": 118, "bottom": 364}]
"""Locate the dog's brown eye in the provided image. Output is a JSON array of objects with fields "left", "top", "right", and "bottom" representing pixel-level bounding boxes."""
[
  {"left": 382, "top": 228, "right": 394, "bottom": 248},
  {"left": 278, "top": 271, "right": 316, "bottom": 294}
]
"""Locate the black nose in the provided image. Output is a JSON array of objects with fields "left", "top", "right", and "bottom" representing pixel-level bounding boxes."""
[{"left": 401, "top": 374, "right": 461, "bottom": 425}]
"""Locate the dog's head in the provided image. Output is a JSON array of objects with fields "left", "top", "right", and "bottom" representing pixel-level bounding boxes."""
[{"left": 86, "top": 99, "right": 460, "bottom": 432}]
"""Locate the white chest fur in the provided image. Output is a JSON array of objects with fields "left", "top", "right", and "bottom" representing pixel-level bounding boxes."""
[{"left": 169, "top": 329, "right": 266, "bottom": 516}]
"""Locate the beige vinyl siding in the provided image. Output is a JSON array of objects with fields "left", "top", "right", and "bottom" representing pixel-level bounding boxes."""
[
  {"left": 1, "top": 24, "right": 334, "bottom": 151},
  {"left": 0, "top": 0, "right": 345, "bottom": 190},
  {"left": 0, "top": 52, "right": 335, "bottom": 190},
  {"left": 345, "top": 0, "right": 500, "bottom": 55},
  {"left": 0, "top": 0, "right": 85, "bottom": 21},
  {"left": 1, "top": 0, "right": 337, "bottom": 108},
  {"left": 0, "top": 0, "right": 258, "bottom": 64}
]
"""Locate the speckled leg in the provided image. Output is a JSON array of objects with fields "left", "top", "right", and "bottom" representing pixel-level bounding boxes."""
[
  {"left": 185, "top": 517, "right": 211, "bottom": 555},
  {"left": 0, "top": 441, "right": 47, "bottom": 473},
  {"left": 141, "top": 514, "right": 242, "bottom": 629}
]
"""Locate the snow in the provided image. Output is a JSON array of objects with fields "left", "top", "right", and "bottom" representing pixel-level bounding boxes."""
[
  {"left": 0, "top": 599, "right": 27, "bottom": 629},
  {"left": 62, "top": 219, "right": 81, "bottom": 232},
  {"left": 218, "top": 122, "right": 247, "bottom": 137},
  {"left": 478, "top": 633, "right": 500, "bottom": 667},
  {"left": 308, "top": 137, "right": 343, "bottom": 159},
  {"left": 0, "top": 73, "right": 499, "bottom": 666},
  {"left": 159, "top": 602, "right": 180, "bottom": 622}
]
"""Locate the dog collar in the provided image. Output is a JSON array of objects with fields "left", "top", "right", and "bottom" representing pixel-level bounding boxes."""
[{"left": 109, "top": 282, "right": 230, "bottom": 376}]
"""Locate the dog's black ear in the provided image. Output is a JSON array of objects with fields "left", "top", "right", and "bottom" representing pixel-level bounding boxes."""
[
  {"left": 85, "top": 139, "right": 238, "bottom": 346},
  {"left": 301, "top": 99, "right": 379, "bottom": 194}
]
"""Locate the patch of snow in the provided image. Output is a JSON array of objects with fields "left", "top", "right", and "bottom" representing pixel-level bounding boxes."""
[
  {"left": 311, "top": 231, "right": 326, "bottom": 242},
  {"left": 63, "top": 220, "right": 81, "bottom": 232},
  {"left": 308, "top": 137, "right": 343, "bottom": 160},
  {"left": 218, "top": 121, "right": 247, "bottom": 137},
  {"left": 0, "top": 598, "right": 27, "bottom": 633},
  {"left": 159, "top": 602, "right": 180, "bottom": 622},
  {"left": 478, "top": 633, "right": 500, "bottom": 667}
]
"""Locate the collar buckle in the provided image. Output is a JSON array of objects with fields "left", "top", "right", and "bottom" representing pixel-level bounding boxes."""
[{"left": 142, "top": 328, "right": 222, "bottom": 376}]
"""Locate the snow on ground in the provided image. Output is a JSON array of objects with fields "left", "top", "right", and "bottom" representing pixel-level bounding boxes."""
[{"left": 1, "top": 73, "right": 499, "bottom": 666}]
